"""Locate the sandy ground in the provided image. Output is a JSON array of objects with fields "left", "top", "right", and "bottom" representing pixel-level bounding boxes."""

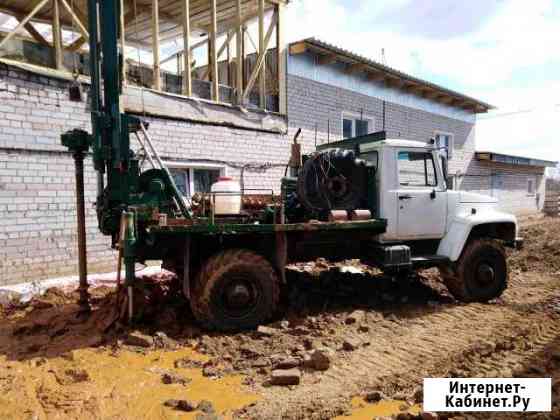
[{"left": 0, "top": 216, "right": 559, "bottom": 420}]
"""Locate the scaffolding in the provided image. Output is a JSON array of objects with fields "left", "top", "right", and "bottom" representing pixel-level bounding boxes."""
[{"left": 0, "top": 0, "right": 287, "bottom": 113}]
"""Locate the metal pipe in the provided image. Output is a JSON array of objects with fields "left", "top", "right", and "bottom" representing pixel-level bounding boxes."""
[
  {"left": 73, "top": 150, "right": 90, "bottom": 312},
  {"left": 123, "top": 211, "right": 137, "bottom": 321},
  {"left": 88, "top": 0, "right": 104, "bottom": 204}
]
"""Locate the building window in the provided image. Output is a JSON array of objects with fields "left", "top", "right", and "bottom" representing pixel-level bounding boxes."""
[
  {"left": 398, "top": 151, "right": 437, "bottom": 187},
  {"left": 435, "top": 131, "right": 454, "bottom": 159},
  {"left": 527, "top": 178, "right": 535, "bottom": 195},
  {"left": 342, "top": 113, "right": 374, "bottom": 139},
  {"left": 169, "top": 165, "right": 223, "bottom": 198}
]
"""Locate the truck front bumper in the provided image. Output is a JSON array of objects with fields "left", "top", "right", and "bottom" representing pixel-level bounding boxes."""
[{"left": 513, "top": 237, "right": 524, "bottom": 250}]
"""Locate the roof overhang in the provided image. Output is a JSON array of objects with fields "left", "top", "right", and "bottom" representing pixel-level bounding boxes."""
[
  {"left": 476, "top": 151, "right": 557, "bottom": 168},
  {"left": 289, "top": 38, "right": 494, "bottom": 114}
]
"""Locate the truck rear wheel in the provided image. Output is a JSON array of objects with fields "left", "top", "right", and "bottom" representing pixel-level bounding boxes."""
[
  {"left": 190, "top": 249, "right": 280, "bottom": 331},
  {"left": 441, "top": 239, "right": 507, "bottom": 302}
]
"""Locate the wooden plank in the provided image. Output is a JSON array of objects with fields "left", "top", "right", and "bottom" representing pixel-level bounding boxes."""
[
  {"left": 289, "top": 41, "right": 306, "bottom": 55},
  {"left": 0, "top": 0, "right": 50, "bottom": 51},
  {"left": 276, "top": 2, "right": 286, "bottom": 114},
  {"left": 59, "top": 0, "right": 89, "bottom": 40},
  {"left": 258, "top": 0, "right": 266, "bottom": 109},
  {"left": 210, "top": 0, "right": 219, "bottom": 101},
  {"left": 152, "top": 0, "right": 162, "bottom": 90},
  {"left": 242, "top": 12, "right": 277, "bottom": 103},
  {"left": 52, "top": 0, "right": 64, "bottom": 70},
  {"left": 226, "top": 33, "right": 232, "bottom": 86},
  {"left": 181, "top": 0, "right": 192, "bottom": 96},
  {"left": 236, "top": 0, "right": 243, "bottom": 104}
]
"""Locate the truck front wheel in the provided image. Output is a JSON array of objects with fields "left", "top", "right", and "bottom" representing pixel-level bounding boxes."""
[
  {"left": 190, "top": 249, "right": 280, "bottom": 331},
  {"left": 441, "top": 239, "right": 508, "bottom": 302}
]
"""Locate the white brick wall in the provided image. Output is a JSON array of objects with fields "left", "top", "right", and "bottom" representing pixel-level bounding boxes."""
[{"left": 0, "top": 64, "right": 287, "bottom": 286}]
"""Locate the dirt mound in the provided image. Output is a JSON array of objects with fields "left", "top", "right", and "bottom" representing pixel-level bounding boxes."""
[{"left": 509, "top": 217, "right": 560, "bottom": 274}]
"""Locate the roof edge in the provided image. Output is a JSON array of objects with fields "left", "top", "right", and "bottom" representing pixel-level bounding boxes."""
[
  {"left": 476, "top": 151, "right": 557, "bottom": 168},
  {"left": 289, "top": 38, "right": 495, "bottom": 114}
]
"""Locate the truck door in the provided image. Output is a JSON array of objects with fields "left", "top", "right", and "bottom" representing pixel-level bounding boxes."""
[{"left": 395, "top": 149, "right": 447, "bottom": 239}]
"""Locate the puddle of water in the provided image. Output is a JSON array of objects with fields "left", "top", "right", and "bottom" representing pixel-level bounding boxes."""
[
  {"left": 0, "top": 347, "right": 259, "bottom": 420},
  {"left": 335, "top": 397, "right": 422, "bottom": 419}
]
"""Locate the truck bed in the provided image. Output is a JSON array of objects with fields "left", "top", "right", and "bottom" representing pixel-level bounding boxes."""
[{"left": 148, "top": 218, "right": 387, "bottom": 236}]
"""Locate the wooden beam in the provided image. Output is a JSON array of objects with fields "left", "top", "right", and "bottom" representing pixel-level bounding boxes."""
[
  {"left": 318, "top": 53, "right": 337, "bottom": 66},
  {"left": 226, "top": 36, "right": 232, "bottom": 86},
  {"left": 67, "top": 35, "right": 86, "bottom": 52},
  {"left": 152, "top": 0, "right": 161, "bottom": 90},
  {"left": 15, "top": 17, "right": 49, "bottom": 46},
  {"left": 59, "top": 0, "right": 89, "bottom": 41},
  {"left": 258, "top": 0, "right": 266, "bottom": 109},
  {"left": 242, "top": 12, "right": 278, "bottom": 103},
  {"left": 182, "top": 0, "right": 192, "bottom": 96},
  {"left": 345, "top": 63, "right": 367, "bottom": 74},
  {"left": 241, "top": 26, "right": 247, "bottom": 91},
  {"left": 201, "top": 30, "right": 235, "bottom": 80},
  {"left": 236, "top": 0, "right": 243, "bottom": 104},
  {"left": 289, "top": 41, "right": 306, "bottom": 55},
  {"left": 276, "top": 2, "right": 286, "bottom": 114},
  {"left": 210, "top": 0, "right": 219, "bottom": 101},
  {"left": 0, "top": 0, "right": 50, "bottom": 51},
  {"left": 52, "top": 0, "right": 64, "bottom": 70}
]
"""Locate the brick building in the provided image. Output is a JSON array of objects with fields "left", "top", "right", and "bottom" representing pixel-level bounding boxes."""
[
  {"left": 286, "top": 38, "right": 556, "bottom": 215},
  {"left": 0, "top": 25, "right": 555, "bottom": 285}
]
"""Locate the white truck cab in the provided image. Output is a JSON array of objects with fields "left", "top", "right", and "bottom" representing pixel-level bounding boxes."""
[
  {"left": 317, "top": 134, "right": 522, "bottom": 303},
  {"left": 365, "top": 138, "right": 519, "bottom": 259}
]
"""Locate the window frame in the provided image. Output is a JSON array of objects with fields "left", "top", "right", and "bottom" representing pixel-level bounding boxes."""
[
  {"left": 342, "top": 112, "right": 375, "bottom": 139},
  {"left": 164, "top": 161, "right": 226, "bottom": 198},
  {"left": 434, "top": 130, "right": 455, "bottom": 160},
  {"left": 397, "top": 150, "right": 438, "bottom": 188}
]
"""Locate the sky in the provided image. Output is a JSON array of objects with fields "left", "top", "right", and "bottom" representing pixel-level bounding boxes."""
[{"left": 284, "top": 0, "right": 560, "bottom": 165}]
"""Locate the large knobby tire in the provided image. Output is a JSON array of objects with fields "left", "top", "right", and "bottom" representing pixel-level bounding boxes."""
[
  {"left": 441, "top": 238, "right": 508, "bottom": 302},
  {"left": 190, "top": 249, "right": 280, "bottom": 331}
]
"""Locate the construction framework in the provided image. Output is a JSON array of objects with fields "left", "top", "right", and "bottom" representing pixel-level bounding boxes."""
[{"left": 0, "top": 0, "right": 287, "bottom": 113}]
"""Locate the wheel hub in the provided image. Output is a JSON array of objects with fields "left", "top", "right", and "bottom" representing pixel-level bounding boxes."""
[
  {"left": 477, "top": 263, "right": 495, "bottom": 285},
  {"left": 225, "top": 282, "right": 252, "bottom": 310}
]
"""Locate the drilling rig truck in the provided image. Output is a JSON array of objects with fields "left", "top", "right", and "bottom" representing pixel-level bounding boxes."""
[{"left": 61, "top": 0, "right": 523, "bottom": 331}]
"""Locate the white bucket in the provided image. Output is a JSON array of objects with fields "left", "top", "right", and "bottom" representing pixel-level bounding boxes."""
[{"left": 211, "top": 177, "right": 242, "bottom": 215}]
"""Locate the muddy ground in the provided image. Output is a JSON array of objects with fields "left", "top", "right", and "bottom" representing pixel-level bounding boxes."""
[{"left": 0, "top": 215, "right": 559, "bottom": 420}]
